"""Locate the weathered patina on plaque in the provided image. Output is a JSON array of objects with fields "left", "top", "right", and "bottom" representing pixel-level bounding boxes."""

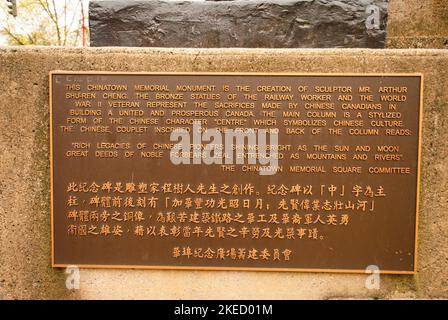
[{"left": 50, "top": 72, "right": 422, "bottom": 274}]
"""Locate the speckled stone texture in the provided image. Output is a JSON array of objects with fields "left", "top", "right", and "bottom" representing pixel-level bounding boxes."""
[
  {"left": 0, "top": 47, "right": 447, "bottom": 299},
  {"left": 387, "top": 0, "right": 448, "bottom": 49},
  {"left": 89, "top": 0, "right": 389, "bottom": 48}
]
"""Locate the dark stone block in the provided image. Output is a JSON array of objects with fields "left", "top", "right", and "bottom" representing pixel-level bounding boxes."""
[{"left": 89, "top": 0, "right": 388, "bottom": 48}]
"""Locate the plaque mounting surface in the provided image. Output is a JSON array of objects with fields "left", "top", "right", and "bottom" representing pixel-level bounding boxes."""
[{"left": 50, "top": 72, "right": 423, "bottom": 274}]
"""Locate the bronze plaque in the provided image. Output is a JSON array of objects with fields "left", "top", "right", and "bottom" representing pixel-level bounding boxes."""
[{"left": 50, "top": 72, "right": 423, "bottom": 274}]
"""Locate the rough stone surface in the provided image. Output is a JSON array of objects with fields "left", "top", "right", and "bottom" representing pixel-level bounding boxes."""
[
  {"left": 89, "top": 0, "right": 388, "bottom": 48},
  {"left": 387, "top": 0, "right": 448, "bottom": 49},
  {"left": 0, "top": 47, "right": 447, "bottom": 299}
]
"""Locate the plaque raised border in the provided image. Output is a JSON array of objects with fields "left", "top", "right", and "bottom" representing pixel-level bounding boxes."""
[{"left": 49, "top": 71, "right": 423, "bottom": 274}]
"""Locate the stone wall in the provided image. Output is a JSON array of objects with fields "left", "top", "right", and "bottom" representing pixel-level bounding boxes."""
[
  {"left": 387, "top": 0, "right": 448, "bottom": 48},
  {"left": 0, "top": 47, "right": 447, "bottom": 299}
]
